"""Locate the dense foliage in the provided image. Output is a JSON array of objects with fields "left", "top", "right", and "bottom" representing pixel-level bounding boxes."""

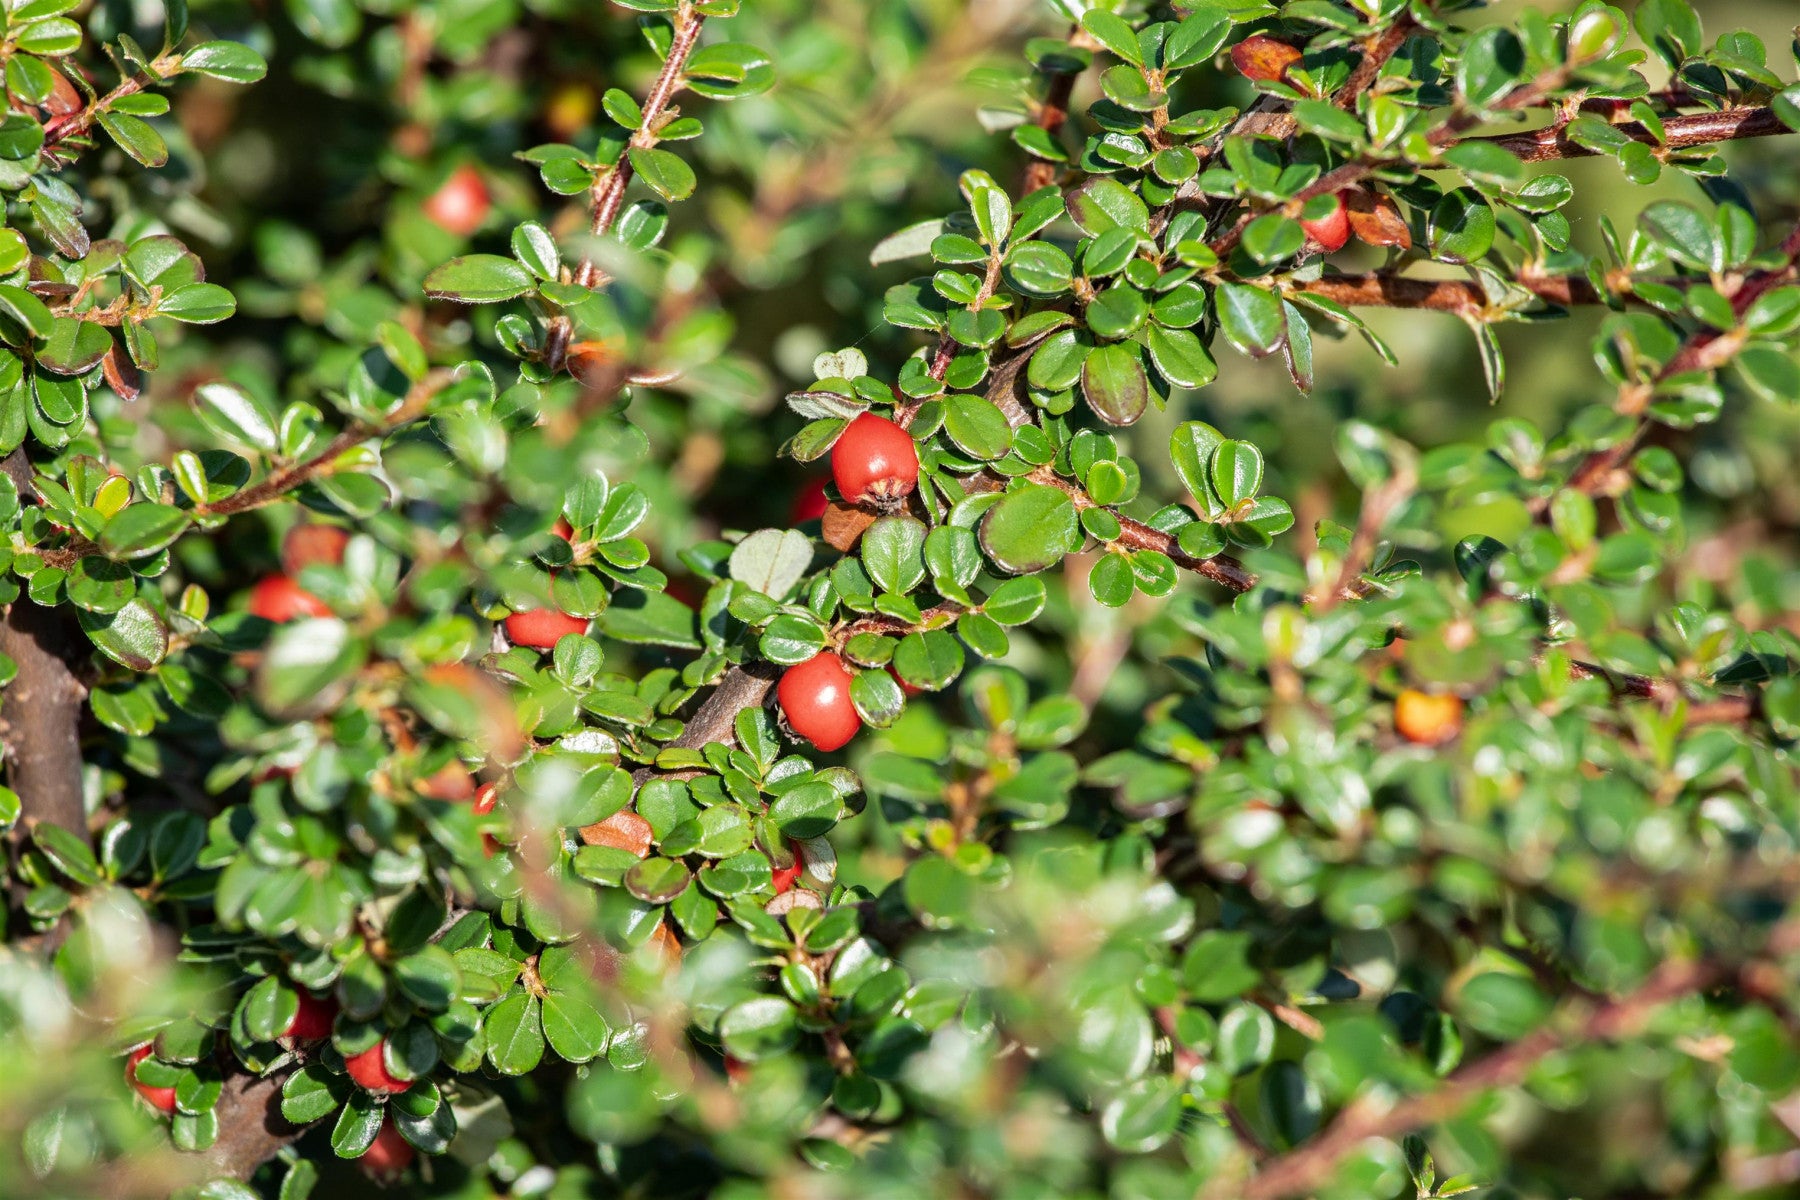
[{"left": 1, "top": 0, "right": 1799, "bottom": 1197}]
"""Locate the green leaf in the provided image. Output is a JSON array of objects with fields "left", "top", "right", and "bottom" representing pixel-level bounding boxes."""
[
  {"left": 1215, "top": 284, "right": 1287, "bottom": 357},
  {"left": 156, "top": 283, "right": 236, "bottom": 324},
  {"left": 97, "top": 111, "right": 168, "bottom": 167},
  {"left": 100, "top": 503, "right": 190, "bottom": 559},
  {"left": 980, "top": 485, "right": 1079, "bottom": 574},
  {"left": 1065, "top": 177, "right": 1148, "bottom": 236},
  {"left": 485, "top": 992, "right": 547, "bottom": 1075},
  {"left": 1081, "top": 343, "right": 1149, "bottom": 426},
  {"left": 718, "top": 996, "right": 799, "bottom": 1061},
  {"left": 943, "top": 394, "right": 1013, "bottom": 460},
  {"left": 1211, "top": 441, "right": 1264, "bottom": 508},
  {"left": 423, "top": 255, "right": 536, "bottom": 303},
  {"left": 79, "top": 599, "right": 169, "bottom": 671},
  {"left": 1145, "top": 325, "right": 1217, "bottom": 390},
  {"left": 181, "top": 41, "right": 268, "bottom": 82},
  {"left": 628, "top": 147, "right": 697, "bottom": 202}
]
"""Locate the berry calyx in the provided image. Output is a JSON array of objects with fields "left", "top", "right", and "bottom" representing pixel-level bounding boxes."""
[
  {"left": 280, "top": 524, "right": 350, "bottom": 574},
  {"left": 422, "top": 164, "right": 490, "bottom": 238},
  {"left": 790, "top": 477, "right": 830, "bottom": 524},
  {"left": 248, "top": 573, "right": 332, "bottom": 623},
  {"left": 345, "top": 1040, "right": 411, "bottom": 1093},
  {"left": 286, "top": 990, "right": 338, "bottom": 1041},
  {"left": 777, "top": 652, "right": 861, "bottom": 752},
  {"left": 504, "top": 607, "right": 589, "bottom": 649},
  {"left": 831, "top": 413, "right": 918, "bottom": 512},
  {"left": 359, "top": 1118, "right": 416, "bottom": 1178},
  {"left": 1395, "top": 689, "right": 1464, "bottom": 745},
  {"left": 1230, "top": 35, "right": 1302, "bottom": 83},
  {"left": 126, "top": 1045, "right": 178, "bottom": 1114},
  {"left": 1300, "top": 192, "right": 1351, "bottom": 253}
]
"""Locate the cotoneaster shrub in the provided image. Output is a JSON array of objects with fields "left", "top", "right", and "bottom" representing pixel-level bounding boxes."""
[{"left": 0, "top": 1, "right": 1798, "bottom": 1199}]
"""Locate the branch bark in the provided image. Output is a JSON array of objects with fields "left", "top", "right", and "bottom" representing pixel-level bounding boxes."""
[
  {"left": 0, "top": 450, "right": 88, "bottom": 840},
  {"left": 543, "top": 4, "right": 709, "bottom": 374},
  {"left": 1479, "top": 104, "right": 1787, "bottom": 164}
]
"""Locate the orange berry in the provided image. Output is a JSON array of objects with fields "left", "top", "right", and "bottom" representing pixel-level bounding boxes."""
[{"left": 1395, "top": 689, "right": 1464, "bottom": 745}]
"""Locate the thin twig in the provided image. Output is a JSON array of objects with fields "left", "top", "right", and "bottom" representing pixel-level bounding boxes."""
[{"left": 543, "top": 5, "right": 709, "bottom": 374}]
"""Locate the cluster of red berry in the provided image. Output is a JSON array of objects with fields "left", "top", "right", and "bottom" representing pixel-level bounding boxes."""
[{"left": 778, "top": 413, "right": 919, "bottom": 753}]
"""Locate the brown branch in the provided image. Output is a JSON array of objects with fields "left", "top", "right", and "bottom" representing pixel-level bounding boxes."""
[
  {"left": 1298, "top": 270, "right": 1605, "bottom": 313},
  {"left": 34, "top": 371, "right": 449, "bottom": 572},
  {"left": 0, "top": 450, "right": 88, "bottom": 841},
  {"left": 1334, "top": 17, "right": 1415, "bottom": 110},
  {"left": 189, "top": 1068, "right": 312, "bottom": 1182},
  {"left": 1480, "top": 104, "right": 1788, "bottom": 164},
  {"left": 632, "top": 660, "right": 779, "bottom": 784},
  {"left": 544, "top": 5, "right": 708, "bottom": 374},
  {"left": 1311, "top": 456, "right": 1415, "bottom": 613},
  {"left": 1226, "top": 953, "right": 1724, "bottom": 1200}
]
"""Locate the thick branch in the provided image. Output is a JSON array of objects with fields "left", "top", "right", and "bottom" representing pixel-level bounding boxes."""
[
  {"left": 1297, "top": 270, "right": 1606, "bottom": 313},
  {"left": 0, "top": 450, "right": 87, "bottom": 840},
  {"left": 1480, "top": 104, "right": 1787, "bottom": 164},
  {"left": 190, "top": 1069, "right": 312, "bottom": 1181}
]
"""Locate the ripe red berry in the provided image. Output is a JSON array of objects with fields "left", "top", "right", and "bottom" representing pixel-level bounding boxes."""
[
  {"left": 553, "top": 517, "right": 575, "bottom": 541},
  {"left": 790, "top": 477, "right": 830, "bottom": 524},
  {"left": 286, "top": 990, "right": 337, "bottom": 1041},
  {"left": 1300, "top": 193, "right": 1351, "bottom": 253},
  {"left": 422, "top": 164, "right": 490, "bottom": 238},
  {"left": 359, "top": 1118, "right": 416, "bottom": 1178},
  {"left": 831, "top": 413, "right": 918, "bottom": 511},
  {"left": 777, "top": 652, "right": 861, "bottom": 752},
  {"left": 1231, "top": 34, "right": 1302, "bottom": 83},
  {"left": 248, "top": 573, "right": 332, "bottom": 622},
  {"left": 889, "top": 664, "right": 925, "bottom": 697},
  {"left": 770, "top": 839, "right": 805, "bottom": 895},
  {"left": 504, "top": 607, "right": 589, "bottom": 649},
  {"left": 345, "top": 1040, "right": 411, "bottom": 1094},
  {"left": 280, "top": 524, "right": 350, "bottom": 574},
  {"left": 126, "top": 1045, "right": 178, "bottom": 1114}
]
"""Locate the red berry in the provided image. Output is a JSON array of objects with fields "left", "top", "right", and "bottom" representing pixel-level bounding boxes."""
[
  {"left": 553, "top": 517, "right": 575, "bottom": 541},
  {"left": 359, "top": 1118, "right": 416, "bottom": 1178},
  {"left": 286, "top": 991, "right": 337, "bottom": 1041},
  {"left": 1300, "top": 193, "right": 1351, "bottom": 253},
  {"left": 504, "top": 607, "right": 589, "bottom": 649},
  {"left": 248, "top": 573, "right": 332, "bottom": 622},
  {"left": 889, "top": 664, "right": 925, "bottom": 697},
  {"left": 1395, "top": 690, "right": 1464, "bottom": 745},
  {"left": 422, "top": 164, "right": 490, "bottom": 238},
  {"left": 280, "top": 524, "right": 350, "bottom": 574},
  {"left": 770, "top": 839, "right": 805, "bottom": 895},
  {"left": 345, "top": 1040, "right": 411, "bottom": 1094},
  {"left": 777, "top": 652, "right": 861, "bottom": 752},
  {"left": 790, "top": 478, "right": 830, "bottom": 524},
  {"left": 831, "top": 413, "right": 918, "bottom": 511},
  {"left": 126, "top": 1045, "right": 178, "bottom": 1114}
]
